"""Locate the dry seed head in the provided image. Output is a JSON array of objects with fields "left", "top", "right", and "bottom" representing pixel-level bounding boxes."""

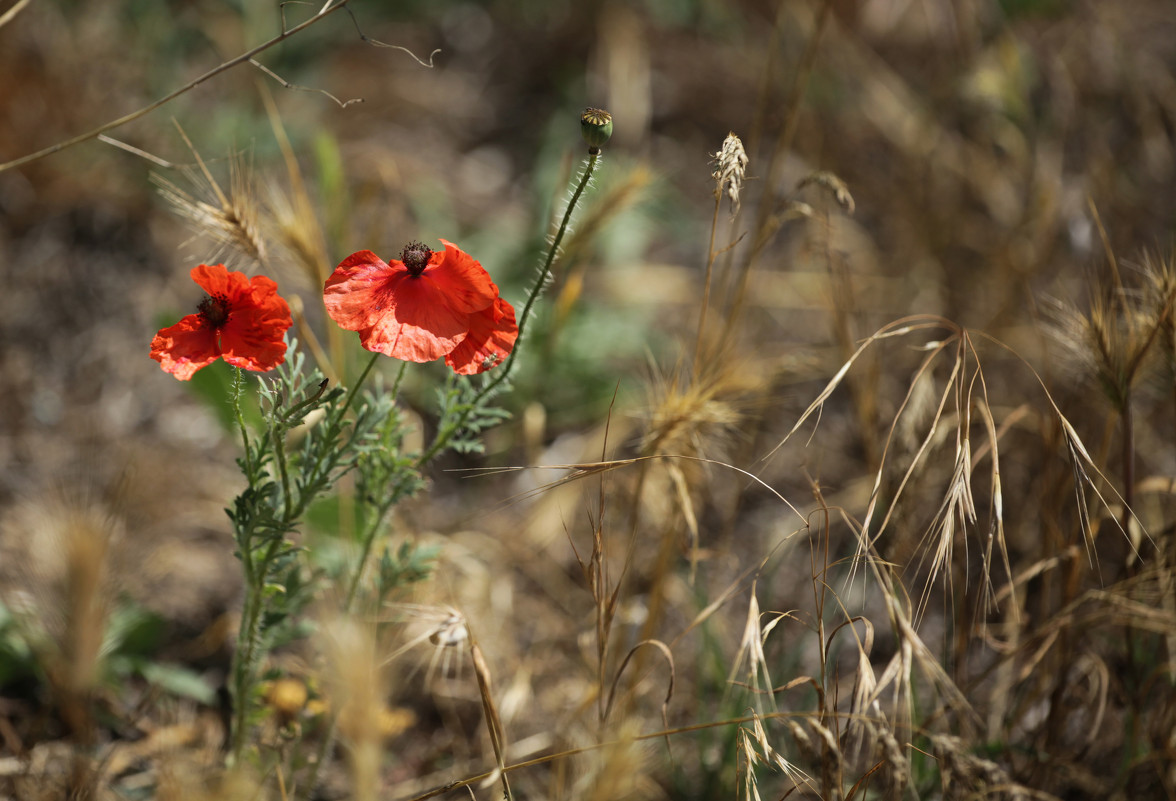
[
  {"left": 738, "top": 713, "right": 812, "bottom": 800},
  {"left": 797, "top": 170, "right": 855, "bottom": 214},
  {"left": 641, "top": 352, "right": 763, "bottom": 460},
  {"left": 712, "top": 132, "right": 749, "bottom": 215},
  {"left": 1047, "top": 272, "right": 1162, "bottom": 412},
  {"left": 1142, "top": 249, "right": 1176, "bottom": 365},
  {"left": 153, "top": 154, "right": 268, "bottom": 269},
  {"left": 380, "top": 603, "right": 471, "bottom": 686}
]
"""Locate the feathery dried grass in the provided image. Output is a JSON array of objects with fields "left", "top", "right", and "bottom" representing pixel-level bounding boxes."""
[
  {"left": 152, "top": 125, "right": 267, "bottom": 270},
  {"left": 1, "top": 490, "right": 123, "bottom": 736}
]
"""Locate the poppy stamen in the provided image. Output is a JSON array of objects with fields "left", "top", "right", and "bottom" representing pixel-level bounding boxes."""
[
  {"left": 198, "top": 294, "right": 231, "bottom": 328},
  {"left": 400, "top": 242, "right": 433, "bottom": 277}
]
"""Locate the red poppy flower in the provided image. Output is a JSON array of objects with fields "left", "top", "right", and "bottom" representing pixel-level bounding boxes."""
[
  {"left": 150, "top": 264, "right": 292, "bottom": 381},
  {"left": 323, "top": 240, "right": 505, "bottom": 365},
  {"left": 445, "top": 296, "right": 519, "bottom": 375}
]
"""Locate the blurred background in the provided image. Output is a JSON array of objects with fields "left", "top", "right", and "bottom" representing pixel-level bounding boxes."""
[{"left": 3, "top": 0, "right": 1176, "bottom": 798}]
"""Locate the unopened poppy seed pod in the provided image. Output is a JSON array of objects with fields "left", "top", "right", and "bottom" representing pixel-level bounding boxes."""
[{"left": 581, "top": 107, "right": 612, "bottom": 154}]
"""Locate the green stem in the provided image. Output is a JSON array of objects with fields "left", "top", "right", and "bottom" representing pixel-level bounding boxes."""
[
  {"left": 340, "top": 352, "right": 381, "bottom": 420},
  {"left": 517, "top": 151, "right": 600, "bottom": 339},
  {"left": 417, "top": 151, "right": 601, "bottom": 466},
  {"left": 273, "top": 423, "right": 293, "bottom": 521},
  {"left": 230, "top": 355, "right": 383, "bottom": 765},
  {"left": 389, "top": 358, "right": 408, "bottom": 401},
  {"left": 232, "top": 368, "right": 253, "bottom": 478}
]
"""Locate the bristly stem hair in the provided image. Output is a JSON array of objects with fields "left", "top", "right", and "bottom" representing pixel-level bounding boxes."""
[
  {"left": 417, "top": 151, "right": 602, "bottom": 465},
  {"left": 518, "top": 151, "right": 601, "bottom": 341}
]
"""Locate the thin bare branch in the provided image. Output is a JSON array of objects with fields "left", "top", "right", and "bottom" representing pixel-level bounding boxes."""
[
  {"left": 249, "top": 58, "right": 364, "bottom": 108},
  {"left": 97, "top": 135, "right": 176, "bottom": 168},
  {"left": 0, "top": 0, "right": 352, "bottom": 174},
  {"left": 0, "top": 0, "right": 34, "bottom": 31},
  {"left": 343, "top": 5, "right": 441, "bottom": 67}
]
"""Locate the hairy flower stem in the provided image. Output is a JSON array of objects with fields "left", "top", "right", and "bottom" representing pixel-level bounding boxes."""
[
  {"left": 229, "top": 367, "right": 268, "bottom": 763},
  {"left": 519, "top": 152, "right": 600, "bottom": 339},
  {"left": 417, "top": 152, "right": 601, "bottom": 465},
  {"left": 231, "top": 536, "right": 282, "bottom": 762}
]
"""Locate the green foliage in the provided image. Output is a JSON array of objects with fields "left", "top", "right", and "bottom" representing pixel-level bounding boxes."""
[
  {"left": 227, "top": 339, "right": 410, "bottom": 759},
  {"left": 432, "top": 373, "right": 513, "bottom": 456},
  {"left": 0, "top": 601, "right": 39, "bottom": 689},
  {"left": 376, "top": 541, "right": 440, "bottom": 606}
]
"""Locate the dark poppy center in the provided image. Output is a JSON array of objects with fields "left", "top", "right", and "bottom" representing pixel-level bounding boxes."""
[
  {"left": 198, "top": 294, "right": 231, "bottom": 328},
  {"left": 401, "top": 241, "right": 433, "bottom": 277}
]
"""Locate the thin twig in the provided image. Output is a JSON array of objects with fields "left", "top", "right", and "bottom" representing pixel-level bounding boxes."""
[
  {"left": 341, "top": 4, "right": 441, "bottom": 67},
  {"left": 96, "top": 135, "right": 177, "bottom": 168},
  {"left": 0, "top": 0, "right": 353, "bottom": 174},
  {"left": 0, "top": 0, "right": 33, "bottom": 30},
  {"left": 249, "top": 58, "right": 364, "bottom": 108}
]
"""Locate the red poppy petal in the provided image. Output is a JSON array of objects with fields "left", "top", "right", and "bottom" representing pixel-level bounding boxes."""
[
  {"left": 220, "top": 329, "right": 289, "bottom": 372},
  {"left": 323, "top": 251, "right": 405, "bottom": 332},
  {"left": 425, "top": 240, "right": 498, "bottom": 314},
  {"left": 189, "top": 263, "right": 242, "bottom": 297},
  {"left": 150, "top": 315, "right": 220, "bottom": 381},
  {"left": 357, "top": 278, "right": 472, "bottom": 361},
  {"left": 220, "top": 306, "right": 291, "bottom": 373},
  {"left": 245, "top": 273, "right": 283, "bottom": 305},
  {"left": 445, "top": 297, "right": 519, "bottom": 375}
]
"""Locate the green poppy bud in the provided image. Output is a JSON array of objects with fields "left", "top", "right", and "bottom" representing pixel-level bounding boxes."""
[{"left": 581, "top": 107, "right": 613, "bottom": 154}]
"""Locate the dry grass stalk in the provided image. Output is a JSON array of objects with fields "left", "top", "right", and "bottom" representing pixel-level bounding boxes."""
[
  {"left": 725, "top": 585, "right": 781, "bottom": 716},
  {"left": 568, "top": 718, "right": 653, "bottom": 801},
  {"left": 930, "top": 734, "right": 1041, "bottom": 800},
  {"left": 638, "top": 354, "right": 751, "bottom": 578},
  {"left": 602, "top": 639, "right": 674, "bottom": 729},
  {"left": 0, "top": 490, "right": 126, "bottom": 799},
  {"left": 470, "top": 642, "right": 512, "bottom": 800},
  {"left": 697, "top": 132, "right": 749, "bottom": 372},
  {"left": 1142, "top": 249, "right": 1176, "bottom": 381},
  {"left": 630, "top": 351, "right": 770, "bottom": 661},
  {"left": 797, "top": 170, "right": 855, "bottom": 216},
  {"left": 261, "top": 86, "right": 333, "bottom": 291},
  {"left": 323, "top": 616, "right": 386, "bottom": 801},
  {"left": 1048, "top": 249, "right": 1176, "bottom": 549},
  {"left": 152, "top": 123, "right": 268, "bottom": 269}
]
